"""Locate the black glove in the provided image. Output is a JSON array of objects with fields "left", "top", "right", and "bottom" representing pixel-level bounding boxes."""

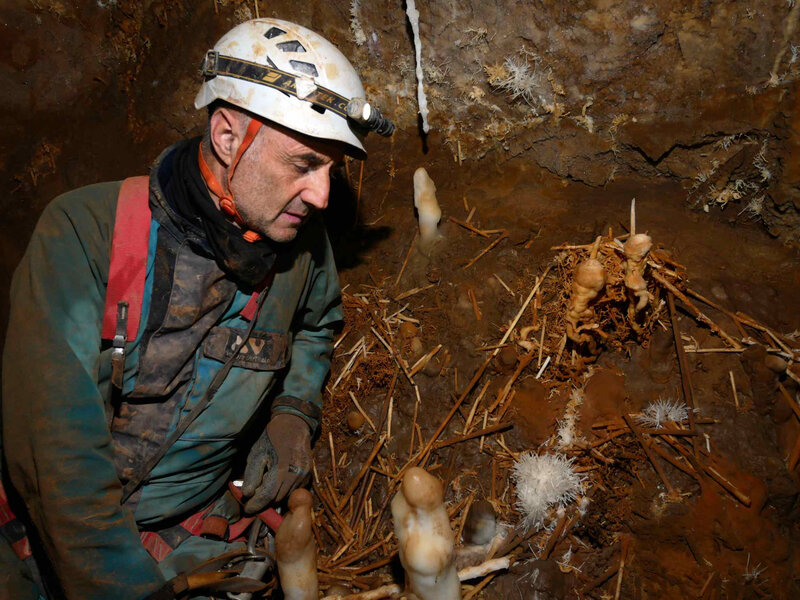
[{"left": 241, "top": 413, "right": 311, "bottom": 513}]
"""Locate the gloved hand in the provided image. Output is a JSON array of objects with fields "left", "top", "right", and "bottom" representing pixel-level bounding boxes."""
[{"left": 242, "top": 413, "right": 311, "bottom": 514}]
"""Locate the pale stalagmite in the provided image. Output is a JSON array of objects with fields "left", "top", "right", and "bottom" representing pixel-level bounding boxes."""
[
  {"left": 565, "top": 251, "right": 606, "bottom": 347},
  {"left": 413, "top": 167, "right": 442, "bottom": 252},
  {"left": 624, "top": 199, "right": 653, "bottom": 331},
  {"left": 391, "top": 467, "right": 460, "bottom": 600},
  {"left": 623, "top": 233, "right": 653, "bottom": 312},
  {"left": 276, "top": 488, "right": 318, "bottom": 600}
]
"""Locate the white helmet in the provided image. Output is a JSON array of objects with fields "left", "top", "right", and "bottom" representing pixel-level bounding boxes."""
[{"left": 195, "top": 18, "right": 392, "bottom": 157}]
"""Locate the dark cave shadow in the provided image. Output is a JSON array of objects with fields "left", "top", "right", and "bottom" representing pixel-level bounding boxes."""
[{"left": 323, "top": 169, "right": 391, "bottom": 271}]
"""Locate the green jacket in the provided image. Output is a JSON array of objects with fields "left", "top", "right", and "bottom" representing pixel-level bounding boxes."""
[{"left": 2, "top": 152, "right": 342, "bottom": 598}]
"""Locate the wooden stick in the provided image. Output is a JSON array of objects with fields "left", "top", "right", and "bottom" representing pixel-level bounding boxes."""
[
  {"left": 321, "top": 583, "right": 401, "bottom": 600},
  {"left": 580, "top": 561, "right": 620, "bottom": 594},
  {"left": 550, "top": 236, "right": 630, "bottom": 251},
  {"left": 685, "top": 287, "right": 749, "bottom": 338},
  {"left": 462, "top": 572, "right": 498, "bottom": 600},
  {"left": 463, "top": 380, "right": 491, "bottom": 434},
  {"left": 409, "top": 344, "right": 442, "bottom": 377},
  {"left": 433, "top": 422, "right": 512, "bottom": 449},
  {"left": 369, "top": 326, "right": 413, "bottom": 384},
  {"left": 654, "top": 273, "right": 742, "bottom": 349},
  {"left": 330, "top": 533, "right": 393, "bottom": 569},
  {"left": 386, "top": 396, "right": 394, "bottom": 440},
  {"left": 468, "top": 287, "right": 482, "bottom": 321},
  {"left": 683, "top": 347, "right": 748, "bottom": 353},
  {"left": 588, "top": 428, "right": 629, "bottom": 449},
  {"left": 448, "top": 216, "right": 490, "bottom": 238},
  {"left": 496, "top": 389, "right": 518, "bottom": 422},
  {"left": 540, "top": 513, "right": 568, "bottom": 559},
  {"left": 337, "top": 435, "right": 386, "bottom": 511},
  {"left": 490, "top": 458, "right": 497, "bottom": 501},
  {"left": 729, "top": 371, "right": 740, "bottom": 409},
  {"left": 344, "top": 156, "right": 352, "bottom": 184},
  {"left": 349, "top": 392, "right": 377, "bottom": 433},
  {"left": 312, "top": 479, "right": 352, "bottom": 540},
  {"left": 394, "top": 283, "right": 436, "bottom": 302},
  {"left": 538, "top": 315, "right": 547, "bottom": 367},
  {"left": 668, "top": 293, "right": 697, "bottom": 419},
  {"left": 352, "top": 553, "right": 395, "bottom": 575},
  {"left": 488, "top": 349, "right": 536, "bottom": 413},
  {"left": 555, "top": 332, "right": 567, "bottom": 365},
  {"left": 614, "top": 537, "right": 631, "bottom": 600},
  {"left": 700, "top": 572, "right": 718, "bottom": 599},
  {"left": 350, "top": 471, "right": 377, "bottom": 529},
  {"left": 642, "top": 427, "right": 698, "bottom": 436},
  {"left": 356, "top": 159, "right": 365, "bottom": 214},
  {"left": 735, "top": 310, "right": 798, "bottom": 357},
  {"left": 462, "top": 232, "right": 509, "bottom": 270},
  {"left": 623, "top": 414, "right": 679, "bottom": 498},
  {"left": 650, "top": 441, "right": 699, "bottom": 478},
  {"left": 408, "top": 388, "right": 423, "bottom": 459},
  {"left": 778, "top": 383, "right": 800, "bottom": 422},
  {"left": 665, "top": 437, "right": 752, "bottom": 506},
  {"left": 329, "top": 432, "right": 338, "bottom": 489},
  {"left": 494, "top": 274, "right": 514, "bottom": 296},
  {"left": 394, "top": 233, "right": 417, "bottom": 287},
  {"left": 455, "top": 492, "right": 475, "bottom": 542},
  {"left": 376, "top": 367, "right": 399, "bottom": 435},
  {"left": 704, "top": 466, "right": 751, "bottom": 506}
]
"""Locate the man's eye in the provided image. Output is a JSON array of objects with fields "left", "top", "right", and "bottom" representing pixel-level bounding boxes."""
[{"left": 294, "top": 164, "right": 310, "bottom": 175}]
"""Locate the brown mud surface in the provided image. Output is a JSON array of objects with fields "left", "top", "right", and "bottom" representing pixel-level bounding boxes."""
[{"left": 313, "top": 147, "right": 800, "bottom": 599}]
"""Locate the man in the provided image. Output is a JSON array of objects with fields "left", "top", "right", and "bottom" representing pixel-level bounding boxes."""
[{"left": 1, "top": 18, "right": 391, "bottom": 599}]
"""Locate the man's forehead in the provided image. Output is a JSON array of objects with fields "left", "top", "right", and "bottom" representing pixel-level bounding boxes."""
[
  {"left": 287, "top": 143, "right": 342, "bottom": 164},
  {"left": 267, "top": 121, "right": 344, "bottom": 162}
]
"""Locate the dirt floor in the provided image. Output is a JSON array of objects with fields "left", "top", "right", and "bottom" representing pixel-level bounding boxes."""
[{"left": 308, "top": 136, "right": 800, "bottom": 599}]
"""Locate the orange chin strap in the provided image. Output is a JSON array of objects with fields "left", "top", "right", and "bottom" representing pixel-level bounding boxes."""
[{"left": 198, "top": 118, "right": 263, "bottom": 243}]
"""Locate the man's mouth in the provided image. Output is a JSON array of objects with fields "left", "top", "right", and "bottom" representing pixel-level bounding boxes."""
[{"left": 281, "top": 210, "right": 308, "bottom": 225}]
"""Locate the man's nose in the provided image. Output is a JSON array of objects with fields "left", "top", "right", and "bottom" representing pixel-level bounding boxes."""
[{"left": 302, "top": 169, "right": 330, "bottom": 211}]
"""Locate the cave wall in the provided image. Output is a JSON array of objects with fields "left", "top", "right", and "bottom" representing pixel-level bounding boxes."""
[{"left": 1, "top": 0, "right": 799, "bottom": 334}]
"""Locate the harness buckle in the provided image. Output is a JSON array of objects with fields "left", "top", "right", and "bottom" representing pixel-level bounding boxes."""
[{"left": 111, "top": 301, "right": 129, "bottom": 389}]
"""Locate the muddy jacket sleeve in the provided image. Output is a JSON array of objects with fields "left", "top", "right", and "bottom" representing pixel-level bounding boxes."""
[
  {"left": 271, "top": 217, "right": 343, "bottom": 432},
  {"left": 1, "top": 184, "right": 165, "bottom": 599}
]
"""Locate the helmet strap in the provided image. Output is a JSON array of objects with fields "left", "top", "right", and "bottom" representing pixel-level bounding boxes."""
[{"left": 198, "top": 118, "right": 264, "bottom": 243}]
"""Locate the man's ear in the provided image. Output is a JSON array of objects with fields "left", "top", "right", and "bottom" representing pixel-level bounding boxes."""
[{"left": 208, "top": 107, "right": 244, "bottom": 168}]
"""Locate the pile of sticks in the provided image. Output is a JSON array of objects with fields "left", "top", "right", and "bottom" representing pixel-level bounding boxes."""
[{"left": 309, "top": 218, "right": 799, "bottom": 598}]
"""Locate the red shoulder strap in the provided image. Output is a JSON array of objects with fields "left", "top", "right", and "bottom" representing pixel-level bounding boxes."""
[{"left": 101, "top": 176, "right": 152, "bottom": 341}]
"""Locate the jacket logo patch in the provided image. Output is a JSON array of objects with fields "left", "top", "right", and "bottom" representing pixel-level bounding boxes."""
[{"left": 204, "top": 327, "right": 290, "bottom": 371}]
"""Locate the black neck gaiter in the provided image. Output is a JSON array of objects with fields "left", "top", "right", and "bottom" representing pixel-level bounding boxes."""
[{"left": 163, "top": 137, "right": 277, "bottom": 289}]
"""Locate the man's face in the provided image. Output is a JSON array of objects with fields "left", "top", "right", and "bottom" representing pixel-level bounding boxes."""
[{"left": 230, "top": 122, "right": 345, "bottom": 243}]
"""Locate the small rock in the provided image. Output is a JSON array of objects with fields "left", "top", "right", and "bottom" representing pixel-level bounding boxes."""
[
  {"left": 764, "top": 354, "right": 788, "bottom": 374},
  {"left": 347, "top": 411, "right": 365, "bottom": 432},
  {"left": 463, "top": 499, "right": 497, "bottom": 545},
  {"left": 494, "top": 345, "right": 518, "bottom": 372},
  {"left": 325, "top": 585, "right": 351, "bottom": 597},
  {"left": 399, "top": 322, "right": 419, "bottom": 339}
]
